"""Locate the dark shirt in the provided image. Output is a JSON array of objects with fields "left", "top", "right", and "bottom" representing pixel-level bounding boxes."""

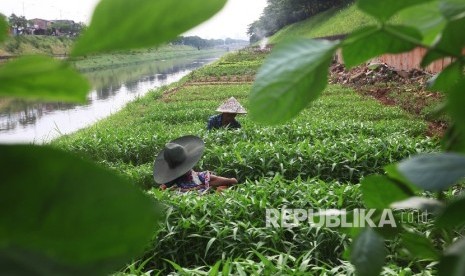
[{"left": 207, "top": 114, "right": 241, "bottom": 130}]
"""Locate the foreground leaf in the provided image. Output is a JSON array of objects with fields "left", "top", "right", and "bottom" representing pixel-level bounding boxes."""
[
  {"left": 448, "top": 79, "right": 465, "bottom": 135},
  {"left": 249, "top": 38, "right": 338, "bottom": 124},
  {"left": 72, "top": 0, "right": 227, "bottom": 56},
  {"left": 0, "top": 145, "right": 160, "bottom": 275},
  {"left": 438, "top": 238, "right": 465, "bottom": 276},
  {"left": 384, "top": 164, "right": 420, "bottom": 193},
  {"left": 428, "top": 61, "right": 464, "bottom": 92},
  {"left": 391, "top": 197, "right": 444, "bottom": 212},
  {"left": 350, "top": 228, "right": 386, "bottom": 276},
  {"left": 397, "top": 153, "right": 465, "bottom": 191},
  {"left": 401, "top": 232, "right": 440, "bottom": 260},
  {"left": 0, "top": 56, "right": 90, "bottom": 102},
  {"left": 361, "top": 175, "right": 411, "bottom": 209},
  {"left": 439, "top": 0, "right": 465, "bottom": 19},
  {"left": 397, "top": 1, "right": 446, "bottom": 45},
  {"left": 357, "top": 0, "right": 434, "bottom": 22},
  {"left": 443, "top": 123, "right": 465, "bottom": 154},
  {"left": 342, "top": 25, "right": 422, "bottom": 68},
  {"left": 436, "top": 195, "right": 465, "bottom": 228},
  {"left": 421, "top": 17, "right": 465, "bottom": 66}
]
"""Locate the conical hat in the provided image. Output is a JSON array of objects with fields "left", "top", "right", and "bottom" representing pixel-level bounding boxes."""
[{"left": 215, "top": 97, "right": 247, "bottom": 114}]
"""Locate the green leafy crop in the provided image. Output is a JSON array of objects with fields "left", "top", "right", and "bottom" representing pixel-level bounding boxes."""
[{"left": 249, "top": 0, "right": 465, "bottom": 275}]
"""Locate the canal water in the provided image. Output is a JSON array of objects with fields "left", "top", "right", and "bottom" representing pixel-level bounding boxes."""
[{"left": 0, "top": 54, "right": 221, "bottom": 144}]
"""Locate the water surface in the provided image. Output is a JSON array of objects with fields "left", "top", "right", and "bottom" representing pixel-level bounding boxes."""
[{"left": 0, "top": 55, "right": 220, "bottom": 144}]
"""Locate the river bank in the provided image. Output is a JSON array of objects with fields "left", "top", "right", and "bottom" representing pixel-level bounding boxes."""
[
  {"left": 0, "top": 52, "right": 223, "bottom": 143},
  {"left": 72, "top": 45, "right": 226, "bottom": 71}
]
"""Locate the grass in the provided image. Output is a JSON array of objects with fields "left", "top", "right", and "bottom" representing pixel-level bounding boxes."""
[
  {"left": 268, "top": 3, "right": 403, "bottom": 44},
  {"left": 53, "top": 80, "right": 436, "bottom": 188},
  {"left": 269, "top": 5, "right": 373, "bottom": 44},
  {"left": 52, "top": 49, "right": 440, "bottom": 274},
  {"left": 0, "top": 35, "right": 74, "bottom": 56},
  {"left": 72, "top": 45, "right": 226, "bottom": 72}
]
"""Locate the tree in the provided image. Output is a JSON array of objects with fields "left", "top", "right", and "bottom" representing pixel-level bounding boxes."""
[
  {"left": 247, "top": 0, "right": 354, "bottom": 40},
  {"left": 8, "top": 13, "right": 27, "bottom": 30}
]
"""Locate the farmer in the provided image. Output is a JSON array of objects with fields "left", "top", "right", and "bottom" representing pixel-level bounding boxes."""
[
  {"left": 207, "top": 97, "right": 247, "bottom": 130},
  {"left": 153, "top": 135, "right": 237, "bottom": 193}
]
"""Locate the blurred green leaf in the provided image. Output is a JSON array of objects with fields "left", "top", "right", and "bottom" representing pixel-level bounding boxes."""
[
  {"left": 0, "top": 14, "right": 7, "bottom": 43},
  {"left": 443, "top": 123, "right": 465, "bottom": 153},
  {"left": 384, "top": 164, "right": 420, "bottom": 193},
  {"left": 357, "top": 0, "right": 434, "bottom": 22},
  {"left": 361, "top": 175, "right": 411, "bottom": 209},
  {"left": 249, "top": 38, "right": 338, "bottom": 124},
  {"left": 350, "top": 228, "right": 386, "bottom": 276},
  {"left": 422, "top": 17, "right": 465, "bottom": 66},
  {"left": 436, "top": 196, "right": 465, "bottom": 228},
  {"left": 0, "top": 145, "right": 160, "bottom": 275},
  {"left": 438, "top": 238, "right": 465, "bottom": 276},
  {"left": 401, "top": 232, "right": 440, "bottom": 260},
  {"left": 342, "top": 25, "right": 422, "bottom": 68},
  {"left": 391, "top": 197, "right": 444, "bottom": 212},
  {"left": 439, "top": 0, "right": 465, "bottom": 19},
  {"left": 397, "top": 1, "right": 446, "bottom": 45},
  {"left": 72, "top": 0, "right": 227, "bottom": 56},
  {"left": 428, "top": 61, "right": 464, "bottom": 92},
  {"left": 0, "top": 56, "right": 90, "bottom": 102},
  {"left": 397, "top": 153, "right": 465, "bottom": 191},
  {"left": 448, "top": 79, "right": 465, "bottom": 135}
]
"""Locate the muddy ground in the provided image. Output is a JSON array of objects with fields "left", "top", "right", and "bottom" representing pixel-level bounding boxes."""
[{"left": 329, "top": 62, "right": 447, "bottom": 137}]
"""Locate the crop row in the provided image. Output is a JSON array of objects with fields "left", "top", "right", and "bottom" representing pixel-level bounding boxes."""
[
  {"left": 53, "top": 50, "right": 440, "bottom": 275},
  {"left": 54, "top": 83, "right": 437, "bottom": 189},
  {"left": 142, "top": 176, "right": 360, "bottom": 272}
]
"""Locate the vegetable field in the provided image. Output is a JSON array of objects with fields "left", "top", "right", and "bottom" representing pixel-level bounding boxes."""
[{"left": 53, "top": 48, "right": 439, "bottom": 274}]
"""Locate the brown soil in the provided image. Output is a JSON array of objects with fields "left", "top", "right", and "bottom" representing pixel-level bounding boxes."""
[{"left": 329, "top": 62, "right": 448, "bottom": 138}]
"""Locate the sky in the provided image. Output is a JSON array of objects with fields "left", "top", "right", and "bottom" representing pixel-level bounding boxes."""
[{"left": 0, "top": 0, "right": 267, "bottom": 40}]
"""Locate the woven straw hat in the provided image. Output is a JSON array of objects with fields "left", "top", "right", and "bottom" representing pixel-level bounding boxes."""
[
  {"left": 153, "top": 135, "right": 205, "bottom": 184},
  {"left": 215, "top": 97, "right": 247, "bottom": 114}
]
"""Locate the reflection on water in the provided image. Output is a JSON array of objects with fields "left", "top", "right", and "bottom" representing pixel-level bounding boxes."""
[{"left": 0, "top": 55, "right": 221, "bottom": 144}]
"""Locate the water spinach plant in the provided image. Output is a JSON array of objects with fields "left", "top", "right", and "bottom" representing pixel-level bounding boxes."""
[
  {"left": 249, "top": 0, "right": 465, "bottom": 275},
  {"left": 53, "top": 49, "right": 437, "bottom": 274}
]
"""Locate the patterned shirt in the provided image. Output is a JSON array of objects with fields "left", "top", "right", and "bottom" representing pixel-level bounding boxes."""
[
  {"left": 207, "top": 114, "right": 241, "bottom": 130},
  {"left": 162, "top": 170, "right": 211, "bottom": 193}
]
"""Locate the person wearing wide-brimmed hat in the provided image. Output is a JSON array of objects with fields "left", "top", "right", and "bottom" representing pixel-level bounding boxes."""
[
  {"left": 207, "top": 97, "right": 247, "bottom": 130},
  {"left": 153, "top": 135, "right": 237, "bottom": 193}
]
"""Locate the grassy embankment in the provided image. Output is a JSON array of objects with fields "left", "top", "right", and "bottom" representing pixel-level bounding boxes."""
[
  {"left": 0, "top": 35, "right": 74, "bottom": 56},
  {"left": 53, "top": 44, "right": 439, "bottom": 274},
  {"left": 72, "top": 45, "right": 225, "bottom": 72},
  {"left": 270, "top": 3, "right": 446, "bottom": 131},
  {"left": 0, "top": 35, "right": 224, "bottom": 71},
  {"left": 269, "top": 4, "right": 375, "bottom": 44}
]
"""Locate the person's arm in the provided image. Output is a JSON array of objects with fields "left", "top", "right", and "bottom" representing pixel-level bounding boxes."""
[
  {"left": 207, "top": 116, "right": 214, "bottom": 130},
  {"left": 231, "top": 119, "right": 241, "bottom": 129},
  {"left": 179, "top": 185, "right": 206, "bottom": 192}
]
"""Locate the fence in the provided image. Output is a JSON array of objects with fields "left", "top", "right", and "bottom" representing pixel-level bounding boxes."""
[
  {"left": 370, "top": 47, "right": 454, "bottom": 74},
  {"left": 316, "top": 34, "right": 453, "bottom": 74}
]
